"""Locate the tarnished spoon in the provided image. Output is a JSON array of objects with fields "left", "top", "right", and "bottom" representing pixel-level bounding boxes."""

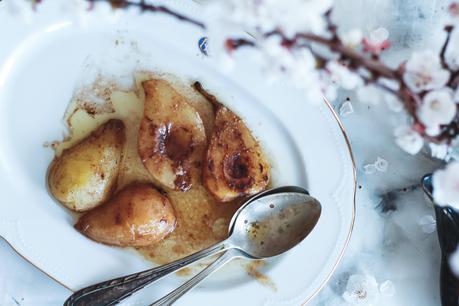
[
  {"left": 64, "top": 186, "right": 321, "bottom": 306},
  {"left": 150, "top": 188, "right": 322, "bottom": 306}
]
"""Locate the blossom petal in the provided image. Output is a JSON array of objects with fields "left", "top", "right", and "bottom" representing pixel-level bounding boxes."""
[
  {"left": 433, "top": 161, "right": 459, "bottom": 208},
  {"left": 394, "top": 126, "right": 424, "bottom": 155}
]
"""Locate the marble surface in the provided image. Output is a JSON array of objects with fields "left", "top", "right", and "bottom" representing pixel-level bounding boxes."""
[{"left": 0, "top": 0, "right": 452, "bottom": 305}]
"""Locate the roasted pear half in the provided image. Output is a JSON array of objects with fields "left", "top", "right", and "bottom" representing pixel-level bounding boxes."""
[
  {"left": 138, "top": 79, "right": 206, "bottom": 191},
  {"left": 194, "top": 82, "right": 270, "bottom": 202},
  {"left": 48, "top": 119, "right": 125, "bottom": 212},
  {"left": 75, "top": 183, "right": 176, "bottom": 247}
]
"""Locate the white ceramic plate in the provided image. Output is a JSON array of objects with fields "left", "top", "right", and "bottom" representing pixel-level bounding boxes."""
[{"left": 0, "top": 1, "right": 355, "bottom": 305}]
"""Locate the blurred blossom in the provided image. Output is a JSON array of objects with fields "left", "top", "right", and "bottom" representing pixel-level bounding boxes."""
[
  {"left": 379, "top": 280, "right": 396, "bottom": 297},
  {"left": 327, "top": 61, "right": 363, "bottom": 90},
  {"left": 403, "top": 50, "right": 450, "bottom": 93},
  {"left": 433, "top": 161, "right": 459, "bottom": 209},
  {"left": 363, "top": 157, "right": 388, "bottom": 174},
  {"left": 204, "top": 0, "right": 333, "bottom": 40},
  {"left": 417, "top": 89, "right": 456, "bottom": 136},
  {"left": 342, "top": 274, "right": 379, "bottom": 305},
  {"left": 417, "top": 215, "right": 437, "bottom": 234},
  {"left": 364, "top": 163, "right": 376, "bottom": 174},
  {"left": 394, "top": 126, "right": 424, "bottom": 155},
  {"left": 339, "top": 101, "right": 354, "bottom": 116},
  {"left": 363, "top": 27, "right": 391, "bottom": 54},
  {"left": 374, "top": 157, "right": 388, "bottom": 172},
  {"left": 340, "top": 28, "right": 363, "bottom": 48},
  {"left": 429, "top": 143, "right": 450, "bottom": 160}
]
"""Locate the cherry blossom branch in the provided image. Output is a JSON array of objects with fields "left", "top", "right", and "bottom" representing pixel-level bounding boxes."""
[
  {"left": 82, "top": 0, "right": 425, "bottom": 138},
  {"left": 36, "top": 0, "right": 459, "bottom": 145},
  {"left": 225, "top": 26, "right": 459, "bottom": 143},
  {"left": 227, "top": 32, "right": 399, "bottom": 80},
  {"left": 86, "top": 0, "right": 205, "bottom": 28},
  {"left": 441, "top": 25, "right": 454, "bottom": 69}
]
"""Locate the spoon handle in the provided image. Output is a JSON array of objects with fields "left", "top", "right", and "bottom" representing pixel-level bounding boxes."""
[
  {"left": 150, "top": 250, "right": 239, "bottom": 306},
  {"left": 64, "top": 240, "right": 230, "bottom": 306}
]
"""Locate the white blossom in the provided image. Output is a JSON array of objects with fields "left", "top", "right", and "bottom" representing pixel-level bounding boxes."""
[
  {"left": 403, "top": 50, "right": 450, "bottom": 93},
  {"left": 204, "top": 0, "right": 333, "bottom": 40},
  {"left": 394, "top": 126, "right": 424, "bottom": 155},
  {"left": 369, "top": 28, "right": 389, "bottom": 45},
  {"left": 253, "top": 36, "right": 296, "bottom": 84},
  {"left": 340, "top": 29, "right": 363, "bottom": 48},
  {"left": 379, "top": 280, "right": 396, "bottom": 297},
  {"left": 342, "top": 274, "right": 379, "bottom": 305},
  {"left": 357, "top": 84, "right": 383, "bottom": 105},
  {"left": 315, "top": 72, "right": 338, "bottom": 102},
  {"left": 417, "top": 89, "right": 456, "bottom": 136},
  {"left": 429, "top": 143, "right": 450, "bottom": 160},
  {"left": 417, "top": 215, "right": 437, "bottom": 234},
  {"left": 251, "top": 36, "right": 325, "bottom": 102},
  {"left": 363, "top": 27, "right": 391, "bottom": 53},
  {"left": 327, "top": 61, "right": 363, "bottom": 90},
  {"left": 363, "top": 157, "right": 388, "bottom": 174},
  {"left": 374, "top": 157, "right": 388, "bottom": 172},
  {"left": 363, "top": 163, "right": 376, "bottom": 174},
  {"left": 433, "top": 161, "right": 459, "bottom": 209},
  {"left": 288, "top": 48, "right": 319, "bottom": 88},
  {"left": 339, "top": 101, "right": 354, "bottom": 116},
  {"left": 449, "top": 245, "right": 459, "bottom": 277}
]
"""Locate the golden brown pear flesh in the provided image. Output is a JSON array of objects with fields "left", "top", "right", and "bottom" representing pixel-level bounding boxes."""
[
  {"left": 48, "top": 119, "right": 125, "bottom": 212},
  {"left": 195, "top": 83, "right": 270, "bottom": 202},
  {"left": 138, "top": 79, "right": 206, "bottom": 191},
  {"left": 75, "top": 183, "right": 176, "bottom": 247}
]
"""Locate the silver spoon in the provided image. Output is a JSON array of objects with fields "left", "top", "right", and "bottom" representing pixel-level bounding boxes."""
[
  {"left": 64, "top": 186, "right": 320, "bottom": 306},
  {"left": 150, "top": 189, "right": 322, "bottom": 305}
]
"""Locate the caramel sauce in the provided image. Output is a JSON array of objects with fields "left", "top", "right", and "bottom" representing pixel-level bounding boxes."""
[
  {"left": 52, "top": 73, "right": 274, "bottom": 287},
  {"left": 245, "top": 260, "right": 277, "bottom": 291}
]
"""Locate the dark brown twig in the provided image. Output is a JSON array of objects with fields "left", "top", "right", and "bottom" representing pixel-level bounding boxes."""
[
  {"left": 87, "top": 0, "right": 206, "bottom": 29},
  {"left": 324, "top": 9, "right": 339, "bottom": 41},
  {"left": 441, "top": 25, "right": 454, "bottom": 69}
]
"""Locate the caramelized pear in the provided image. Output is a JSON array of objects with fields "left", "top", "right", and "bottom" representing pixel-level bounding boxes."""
[
  {"left": 194, "top": 82, "right": 270, "bottom": 202},
  {"left": 138, "top": 79, "right": 206, "bottom": 191},
  {"left": 75, "top": 183, "right": 176, "bottom": 247},
  {"left": 48, "top": 119, "right": 125, "bottom": 212}
]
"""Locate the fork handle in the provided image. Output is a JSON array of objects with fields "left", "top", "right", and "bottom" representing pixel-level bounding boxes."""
[
  {"left": 150, "top": 250, "right": 239, "bottom": 306},
  {"left": 64, "top": 240, "right": 229, "bottom": 306}
]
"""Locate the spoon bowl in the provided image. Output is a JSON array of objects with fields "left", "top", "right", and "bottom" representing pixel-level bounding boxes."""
[
  {"left": 229, "top": 192, "right": 321, "bottom": 258},
  {"left": 151, "top": 188, "right": 322, "bottom": 305}
]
